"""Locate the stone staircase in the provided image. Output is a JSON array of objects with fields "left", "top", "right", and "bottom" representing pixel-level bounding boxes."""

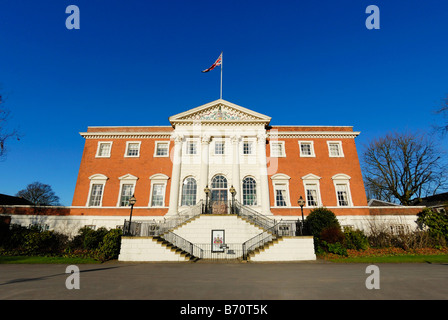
[{"left": 119, "top": 201, "right": 316, "bottom": 262}]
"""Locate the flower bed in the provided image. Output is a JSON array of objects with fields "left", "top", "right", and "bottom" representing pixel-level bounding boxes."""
[{"left": 321, "top": 247, "right": 448, "bottom": 261}]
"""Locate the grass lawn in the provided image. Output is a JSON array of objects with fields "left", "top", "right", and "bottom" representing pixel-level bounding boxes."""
[{"left": 0, "top": 255, "right": 100, "bottom": 264}]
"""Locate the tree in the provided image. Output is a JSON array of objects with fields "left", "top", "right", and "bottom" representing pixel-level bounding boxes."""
[
  {"left": 16, "top": 182, "right": 61, "bottom": 206},
  {"left": 362, "top": 131, "right": 447, "bottom": 205},
  {"left": 0, "top": 94, "right": 20, "bottom": 159},
  {"left": 434, "top": 94, "right": 448, "bottom": 137},
  {"left": 0, "top": 94, "right": 20, "bottom": 160}
]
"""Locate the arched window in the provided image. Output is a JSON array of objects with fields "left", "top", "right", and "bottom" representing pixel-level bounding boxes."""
[
  {"left": 211, "top": 175, "right": 228, "bottom": 201},
  {"left": 243, "top": 177, "right": 257, "bottom": 206},
  {"left": 181, "top": 177, "right": 197, "bottom": 206}
]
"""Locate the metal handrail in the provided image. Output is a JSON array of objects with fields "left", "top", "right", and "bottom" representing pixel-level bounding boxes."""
[
  {"left": 124, "top": 200, "right": 203, "bottom": 237},
  {"left": 162, "top": 231, "right": 204, "bottom": 259},
  {"left": 242, "top": 223, "right": 279, "bottom": 260},
  {"left": 234, "top": 200, "right": 275, "bottom": 230}
]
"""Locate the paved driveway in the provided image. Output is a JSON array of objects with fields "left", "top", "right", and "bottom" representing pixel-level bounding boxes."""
[{"left": 1, "top": 261, "right": 447, "bottom": 301}]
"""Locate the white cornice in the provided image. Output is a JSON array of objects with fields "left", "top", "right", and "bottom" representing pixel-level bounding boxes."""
[
  {"left": 80, "top": 132, "right": 172, "bottom": 139},
  {"left": 268, "top": 131, "right": 361, "bottom": 139}
]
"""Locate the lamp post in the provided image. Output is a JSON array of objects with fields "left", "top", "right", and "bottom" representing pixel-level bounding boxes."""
[
  {"left": 204, "top": 185, "right": 210, "bottom": 214},
  {"left": 127, "top": 195, "right": 137, "bottom": 235},
  {"left": 229, "top": 185, "right": 236, "bottom": 214},
  {"left": 297, "top": 196, "right": 305, "bottom": 236}
]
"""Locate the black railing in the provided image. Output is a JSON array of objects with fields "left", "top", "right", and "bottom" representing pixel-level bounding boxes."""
[
  {"left": 124, "top": 200, "right": 203, "bottom": 237},
  {"left": 123, "top": 198, "right": 310, "bottom": 261},
  {"left": 162, "top": 231, "right": 204, "bottom": 259}
]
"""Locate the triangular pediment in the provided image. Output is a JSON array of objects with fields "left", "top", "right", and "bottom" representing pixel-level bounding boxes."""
[{"left": 169, "top": 99, "right": 271, "bottom": 126}]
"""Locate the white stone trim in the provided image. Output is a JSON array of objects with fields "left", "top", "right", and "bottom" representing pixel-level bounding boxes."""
[
  {"left": 301, "top": 173, "right": 322, "bottom": 207},
  {"left": 332, "top": 173, "right": 353, "bottom": 207},
  {"left": 153, "top": 140, "right": 171, "bottom": 157},
  {"left": 86, "top": 174, "right": 108, "bottom": 207},
  {"left": 95, "top": 141, "right": 113, "bottom": 158},
  {"left": 298, "top": 141, "right": 316, "bottom": 157},
  {"left": 149, "top": 174, "right": 170, "bottom": 208},
  {"left": 124, "top": 141, "right": 141, "bottom": 158},
  {"left": 327, "top": 141, "right": 344, "bottom": 157},
  {"left": 116, "top": 174, "right": 139, "bottom": 207}
]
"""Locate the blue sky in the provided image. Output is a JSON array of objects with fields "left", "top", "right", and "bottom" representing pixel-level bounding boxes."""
[{"left": 0, "top": 0, "right": 447, "bottom": 205}]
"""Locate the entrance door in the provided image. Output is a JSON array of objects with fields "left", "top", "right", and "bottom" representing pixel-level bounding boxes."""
[
  {"left": 210, "top": 175, "right": 228, "bottom": 213},
  {"left": 211, "top": 175, "right": 228, "bottom": 201}
]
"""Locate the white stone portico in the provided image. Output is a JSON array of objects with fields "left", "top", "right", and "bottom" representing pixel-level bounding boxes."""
[{"left": 166, "top": 99, "right": 273, "bottom": 216}]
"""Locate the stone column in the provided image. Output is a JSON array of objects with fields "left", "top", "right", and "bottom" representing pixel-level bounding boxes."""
[
  {"left": 167, "top": 134, "right": 183, "bottom": 215},
  {"left": 199, "top": 134, "right": 211, "bottom": 201},
  {"left": 257, "top": 132, "right": 272, "bottom": 215},
  {"left": 231, "top": 135, "right": 241, "bottom": 202}
]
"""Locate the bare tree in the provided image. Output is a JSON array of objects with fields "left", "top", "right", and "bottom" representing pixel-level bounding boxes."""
[
  {"left": 16, "top": 182, "right": 61, "bottom": 206},
  {"left": 0, "top": 94, "right": 20, "bottom": 160},
  {"left": 362, "top": 131, "right": 447, "bottom": 205},
  {"left": 434, "top": 94, "right": 448, "bottom": 137}
]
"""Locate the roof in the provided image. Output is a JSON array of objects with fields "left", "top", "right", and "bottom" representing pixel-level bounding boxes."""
[
  {"left": 411, "top": 192, "right": 448, "bottom": 207},
  {"left": 368, "top": 199, "right": 400, "bottom": 207},
  {"left": 0, "top": 193, "right": 34, "bottom": 205}
]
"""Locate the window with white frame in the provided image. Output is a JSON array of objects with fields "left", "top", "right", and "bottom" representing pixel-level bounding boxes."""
[
  {"left": 335, "top": 184, "right": 349, "bottom": 206},
  {"left": 117, "top": 174, "right": 138, "bottom": 207},
  {"left": 149, "top": 173, "right": 169, "bottom": 207},
  {"left": 301, "top": 174, "right": 322, "bottom": 207},
  {"left": 271, "top": 173, "right": 291, "bottom": 207},
  {"left": 332, "top": 174, "right": 352, "bottom": 207},
  {"left": 215, "top": 141, "right": 225, "bottom": 155},
  {"left": 155, "top": 141, "right": 169, "bottom": 157},
  {"left": 87, "top": 174, "right": 108, "bottom": 207},
  {"left": 96, "top": 142, "right": 112, "bottom": 158},
  {"left": 119, "top": 184, "right": 134, "bottom": 207},
  {"left": 299, "top": 141, "right": 315, "bottom": 157},
  {"left": 151, "top": 184, "right": 164, "bottom": 207},
  {"left": 89, "top": 184, "right": 104, "bottom": 207},
  {"left": 181, "top": 177, "right": 197, "bottom": 206},
  {"left": 125, "top": 142, "right": 141, "bottom": 157},
  {"left": 328, "top": 141, "right": 344, "bottom": 157},
  {"left": 270, "top": 141, "right": 285, "bottom": 157},
  {"left": 186, "top": 141, "right": 197, "bottom": 155},
  {"left": 305, "top": 184, "right": 320, "bottom": 207},
  {"left": 242, "top": 177, "right": 257, "bottom": 206},
  {"left": 243, "top": 141, "right": 253, "bottom": 155},
  {"left": 275, "top": 186, "right": 288, "bottom": 207}
]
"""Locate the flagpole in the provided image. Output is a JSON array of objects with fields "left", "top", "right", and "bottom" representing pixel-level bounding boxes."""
[{"left": 220, "top": 52, "right": 223, "bottom": 99}]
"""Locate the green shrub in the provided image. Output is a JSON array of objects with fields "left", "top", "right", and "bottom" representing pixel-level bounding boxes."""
[
  {"left": 320, "top": 226, "right": 345, "bottom": 244},
  {"left": 305, "top": 207, "right": 341, "bottom": 237},
  {"left": 325, "top": 241, "right": 348, "bottom": 256},
  {"left": 95, "top": 229, "right": 122, "bottom": 262},
  {"left": 417, "top": 208, "right": 448, "bottom": 242},
  {"left": 343, "top": 227, "right": 369, "bottom": 250},
  {"left": 23, "top": 230, "right": 67, "bottom": 255},
  {"left": 70, "top": 227, "right": 110, "bottom": 250}
]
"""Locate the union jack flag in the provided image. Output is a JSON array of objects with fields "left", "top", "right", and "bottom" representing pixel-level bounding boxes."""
[{"left": 202, "top": 53, "right": 222, "bottom": 73}]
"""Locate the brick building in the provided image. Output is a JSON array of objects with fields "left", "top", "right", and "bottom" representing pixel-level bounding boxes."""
[
  {"left": 2, "top": 99, "right": 424, "bottom": 261},
  {"left": 71, "top": 99, "right": 370, "bottom": 220}
]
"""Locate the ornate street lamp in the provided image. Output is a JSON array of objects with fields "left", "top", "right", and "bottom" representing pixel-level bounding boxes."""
[
  {"left": 127, "top": 195, "right": 137, "bottom": 235},
  {"left": 229, "top": 185, "right": 236, "bottom": 214},
  {"left": 297, "top": 196, "right": 305, "bottom": 235},
  {"left": 204, "top": 185, "right": 210, "bottom": 214}
]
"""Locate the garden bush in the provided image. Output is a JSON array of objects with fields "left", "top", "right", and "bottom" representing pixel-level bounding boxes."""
[
  {"left": 417, "top": 207, "right": 448, "bottom": 243},
  {"left": 343, "top": 227, "right": 369, "bottom": 250},
  {"left": 1, "top": 224, "right": 123, "bottom": 261},
  {"left": 320, "top": 226, "right": 345, "bottom": 244},
  {"left": 305, "top": 207, "right": 341, "bottom": 237},
  {"left": 94, "top": 228, "right": 122, "bottom": 262}
]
